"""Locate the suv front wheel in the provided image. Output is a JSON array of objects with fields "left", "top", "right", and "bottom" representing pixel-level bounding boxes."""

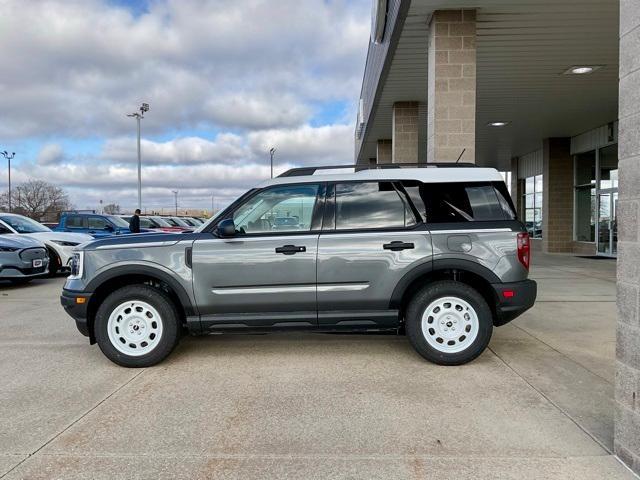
[
  {"left": 94, "top": 285, "right": 181, "bottom": 367},
  {"left": 406, "top": 281, "right": 493, "bottom": 365}
]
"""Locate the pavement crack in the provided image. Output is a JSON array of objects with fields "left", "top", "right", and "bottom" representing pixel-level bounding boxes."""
[
  {"left": 509, "top": 323, "right": 613, "bottom": 385},
  {"left": 0, "top": 368, "right": 147, "bottom": 479},
  {"left": 488, "top": 345, "right": 612, "bottom": 456}
]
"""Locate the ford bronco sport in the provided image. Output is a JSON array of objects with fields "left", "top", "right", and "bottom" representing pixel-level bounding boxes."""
[{"left": 61, "top": 165, "right": 536, "bottom": 367}]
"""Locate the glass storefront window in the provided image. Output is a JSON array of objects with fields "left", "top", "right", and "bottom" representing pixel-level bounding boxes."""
[
  {"left": 522, "top": 174, "right": 543, "bottom": 238},
  {"left": 574, "top": 150, "right": 597, "bottom": 242},
  {"left": 574, "top": 144, "right": 618, "bottom": 256},
  {"left": 599, "top": 144, "right": 618, "bottom": 190}
]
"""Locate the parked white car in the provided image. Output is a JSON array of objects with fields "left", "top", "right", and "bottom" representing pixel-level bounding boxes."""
[{"left": 0, "top": 213, "right": 92, "bottom": 275}]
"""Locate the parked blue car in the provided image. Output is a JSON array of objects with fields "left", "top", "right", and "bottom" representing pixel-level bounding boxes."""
[{"left": 55, "top": 213, "right": 138, "bottom": 238}]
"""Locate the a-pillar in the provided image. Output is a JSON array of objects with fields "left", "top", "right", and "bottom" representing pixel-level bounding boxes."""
[
  {"left": 427, "top": 9, "right": 476, "bottom": 163},
  {"left": 377, "top": 139, "right": 392, "bottom": 164},
  {"left": 542, "top": 138, "right": 573, "bottom": 253},
  {"left": 392, "top": 102, "right": 419, "bottom": 163},
  {"left": 615, "top": 2, "right": 640, "bottom": 473}
]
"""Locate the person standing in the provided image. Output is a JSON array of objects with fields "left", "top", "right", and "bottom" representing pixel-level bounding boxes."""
[{"left": 129, "top": 209, "right": 141, "bottom": 233}]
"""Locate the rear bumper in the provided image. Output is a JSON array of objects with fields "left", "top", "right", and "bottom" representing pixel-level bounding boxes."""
[
  {"left": 60, "top": 289, "right": 92, "bottom": 337},
  {"left": 491, "top": 279, "right": 537, "bottom": 326}
]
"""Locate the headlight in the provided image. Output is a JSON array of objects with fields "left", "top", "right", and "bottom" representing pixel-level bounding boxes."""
[
  {"left": 0, "top": 246, "right": 19, "bottom": 252},
  {"left": 68, "top": 251, "right": 84, "bottom": 279},
  {"left": 52, "top": 240, "right": 80, "bottom": 247}
]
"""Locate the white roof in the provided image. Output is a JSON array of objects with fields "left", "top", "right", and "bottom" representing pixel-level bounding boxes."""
[{"left": 256, "top": 167, "right": 504, "bottom": 188}]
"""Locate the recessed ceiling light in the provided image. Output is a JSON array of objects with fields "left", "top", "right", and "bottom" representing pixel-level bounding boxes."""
[
  {"left": 488, "top": 121, "right": 509, "bottom": 127},
  {"left": 563, "top": 65, "right": 602, "bottom": 75}
]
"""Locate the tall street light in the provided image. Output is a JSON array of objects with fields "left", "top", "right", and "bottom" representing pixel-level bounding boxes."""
[
  {"left": 1, "top": 151, "right": 15, "bottom": 212},
  {"left": 127, "top": 103, "right": 149, "bottom": 210},
  {"left": 172, "top": 190, "right": 178, "bottom": 216},
  {"left": 269, "top": 147, "right": 276, "bottom": 179}
]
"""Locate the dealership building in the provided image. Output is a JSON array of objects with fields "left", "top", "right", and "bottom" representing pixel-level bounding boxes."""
[{"left": 355, "top": 0, "right": 640, "bottom": 472}]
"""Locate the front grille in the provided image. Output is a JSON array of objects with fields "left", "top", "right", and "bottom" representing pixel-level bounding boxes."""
[
  {"left": 19, "top": 248, "right": 47, "bottom": 262},
  {"left": 19, "top": 266, "right": 47, "bottom": 275}
]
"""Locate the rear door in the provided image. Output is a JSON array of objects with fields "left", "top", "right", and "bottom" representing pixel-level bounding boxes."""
[
  {"left": 316, "top": 181, "right": 432, "bottom": 329},
  {"left": 192, "top": 183, "right": 324, "bottom": 330}
]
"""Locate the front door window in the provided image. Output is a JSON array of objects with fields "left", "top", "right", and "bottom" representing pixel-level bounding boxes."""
[{"left": 233, "top": 184, "right": 320, "bottom": 234}]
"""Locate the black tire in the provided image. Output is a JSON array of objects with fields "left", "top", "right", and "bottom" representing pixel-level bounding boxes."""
[
  {"left": 405, "top": 281, "right": 493, "bottom": 366},
  {"left": 47, "top": 248, "right": 60, "bottom": 277},
  {"left": 94, "top": 284, "right": 181, "bottom": 367}
]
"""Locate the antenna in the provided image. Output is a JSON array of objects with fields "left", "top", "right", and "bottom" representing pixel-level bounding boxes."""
[{"left": 455, "top": 148, "right": 466, "bottom": 163}]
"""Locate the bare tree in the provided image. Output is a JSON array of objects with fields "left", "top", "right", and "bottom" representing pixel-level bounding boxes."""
[
  {"left": 103, "top": 203, "right": 120, "bottom": 215},
  {"left": 0, "top": 180, "right": 72, "bottom": 219}
]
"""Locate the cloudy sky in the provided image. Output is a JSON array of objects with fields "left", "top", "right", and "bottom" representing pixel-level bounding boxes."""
[{"left": 0, "top": 0, "right": 370, "bottom": 213}]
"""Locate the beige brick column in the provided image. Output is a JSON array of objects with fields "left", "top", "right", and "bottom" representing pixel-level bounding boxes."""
[
  {"left": 615, "top": 2, "right": 640, "bottom": 472},
  {"left": 427, "top": 9, "right": 476, "bottom": 163},
  {"left": 392, "top": 102, "right": 419, "bottom": 163},
  {"left": 542, "top": 138, "right": 573, "bottom": 253},
  {"left": 377, "top": 139, "right": 392, "bottom": 164}
]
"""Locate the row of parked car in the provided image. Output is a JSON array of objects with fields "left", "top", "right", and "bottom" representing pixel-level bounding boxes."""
[{"left": 0, "top": 211, "right": 208, "bottom": 284}]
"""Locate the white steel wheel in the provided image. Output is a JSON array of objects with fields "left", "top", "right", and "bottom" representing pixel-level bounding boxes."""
[
  {"left": 421, "top": 296, "right": 479, "bottom": 354},
  {"left": 107, "top": 300, "right": 164, "bottom": 356}
]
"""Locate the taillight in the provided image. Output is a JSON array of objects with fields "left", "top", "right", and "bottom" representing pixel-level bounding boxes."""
[{"left": 517, "top": 232, "right": 530, "bottom": 270}]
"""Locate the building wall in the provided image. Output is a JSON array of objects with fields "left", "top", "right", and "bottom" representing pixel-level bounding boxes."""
[{"left": 614, "top": 1, "right": 640, "bottom": 472}]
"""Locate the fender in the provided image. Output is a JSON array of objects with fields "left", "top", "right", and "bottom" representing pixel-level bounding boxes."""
[
  {"left": 85, "top": 263, "right": 197, "bottom": 317},
  {"left": 389, "top": 257, "right": 501, "bottom": 308}
]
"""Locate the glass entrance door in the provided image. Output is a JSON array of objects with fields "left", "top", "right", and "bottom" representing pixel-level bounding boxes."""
[{"left": 597, "top": 191, "right": 617, "bottom": 256}]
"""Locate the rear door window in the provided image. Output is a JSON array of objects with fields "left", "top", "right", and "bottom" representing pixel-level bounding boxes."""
[
  {"left": 333, "top": 182, "right": 416, "bottom": 230},
  {"left": 65, "top": 215, "right": 85, "bottom": 228}
]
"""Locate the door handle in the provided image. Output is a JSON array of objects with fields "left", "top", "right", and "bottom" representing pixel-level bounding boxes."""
[
  {"left": 383, "top": 241, "right": 415, "bottom": 251},
  {"left": 275, "top": 244, "right": 306, "bottom": 255}
]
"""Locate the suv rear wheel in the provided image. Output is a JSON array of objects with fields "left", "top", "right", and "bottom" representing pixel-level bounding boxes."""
[
  {"left": 405, "top": 281, "right": 493, "bottom": 365},
  {"left": 94, "top": 285, "right": 181, "bottom": 367}
]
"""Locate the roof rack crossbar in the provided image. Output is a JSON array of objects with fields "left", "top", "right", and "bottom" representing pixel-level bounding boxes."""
[{"left": 277, "top": 162, "right": 477, "bottom": 177}]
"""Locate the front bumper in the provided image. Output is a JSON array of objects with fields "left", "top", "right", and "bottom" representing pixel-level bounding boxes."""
[
  {"left": 60, "top": 289, "right": 92, "bottom": 337},
  {"left": 491, "top": 279, "right": 537, "bottom": 326}
]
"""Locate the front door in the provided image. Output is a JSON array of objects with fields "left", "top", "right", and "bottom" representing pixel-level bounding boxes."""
[{"left": 192, "top": 183, "right": 323, "bottom": 329}]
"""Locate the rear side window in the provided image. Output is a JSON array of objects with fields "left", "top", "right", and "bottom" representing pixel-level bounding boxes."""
[
  {"left": 334, "top": 182, "right": 416, "bottom": 230},
  {"left": 402, "top": 181, "right": 515, "bottom": 223}
]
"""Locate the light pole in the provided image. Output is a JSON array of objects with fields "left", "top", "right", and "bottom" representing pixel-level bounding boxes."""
[
  {"left": 172, "top": 190, "right": 178, "bottom": 216},
  {"left": 1, "top": 151, "right": 15, "bottom": 212},
  {"left": 211, "top": 193, "right": 215, "bottom": 216},
  {"left": 269, "top": 147, "right": 276, "bottom": 178},
  {"left": 127, "top": 103, "right": 149, "bottom": 211}
]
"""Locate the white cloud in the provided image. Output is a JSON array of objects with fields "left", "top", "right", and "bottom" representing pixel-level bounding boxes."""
[
  {"left": 36, "top": 143, "right": 64, "bottom": 165},
  {"left": 0, "top": 0, "right": 371, "bottom": 210}
]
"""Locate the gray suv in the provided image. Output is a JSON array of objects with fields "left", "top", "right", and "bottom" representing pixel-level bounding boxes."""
[{"left": 61, "top": 165, "right": 536, "bottom": 367}]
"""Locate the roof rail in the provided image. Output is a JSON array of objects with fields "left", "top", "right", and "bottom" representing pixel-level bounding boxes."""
[{"left": 277, "top": 162, "right": 477, "bottom": 177}]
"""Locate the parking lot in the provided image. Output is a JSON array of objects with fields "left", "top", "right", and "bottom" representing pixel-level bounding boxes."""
[{"left": 0, "top": 252, "right": 635, "bottom": 479}]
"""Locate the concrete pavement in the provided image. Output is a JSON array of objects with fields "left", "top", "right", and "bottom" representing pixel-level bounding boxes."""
[{"left": 0, "top": 253, "right": 636, "bottom": 479}]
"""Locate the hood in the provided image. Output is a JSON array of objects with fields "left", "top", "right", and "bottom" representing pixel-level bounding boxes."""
[
  {"left": 24, "top": 231, "right": 93, "bottom": 244},
  {"left": 0, "top": 234, "right": 45, "bottom": 249},
  {"left": 81, "top": 231, "right": 199, "bottom": 251}
]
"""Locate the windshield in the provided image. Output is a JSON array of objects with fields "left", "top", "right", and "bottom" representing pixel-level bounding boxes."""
[
  {"left": 170, "top": 217, "right": 190, "bottom": 227},
  {"left": 150, "top": 216, "right": 172, "bottom": 227},
  {"left": 0, "top": 215, "right": 51, "bottom": 233},
  {"left": 107, "top": 215, "right": 130, "bottom": 228},
  {"left": 181, "top": 218, "right": 198, "bottom": 226}
]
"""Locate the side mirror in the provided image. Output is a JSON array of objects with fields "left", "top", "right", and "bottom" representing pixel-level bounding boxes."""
[{"left": 216, "top": 218, "right": 236, "bottom": 237}]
